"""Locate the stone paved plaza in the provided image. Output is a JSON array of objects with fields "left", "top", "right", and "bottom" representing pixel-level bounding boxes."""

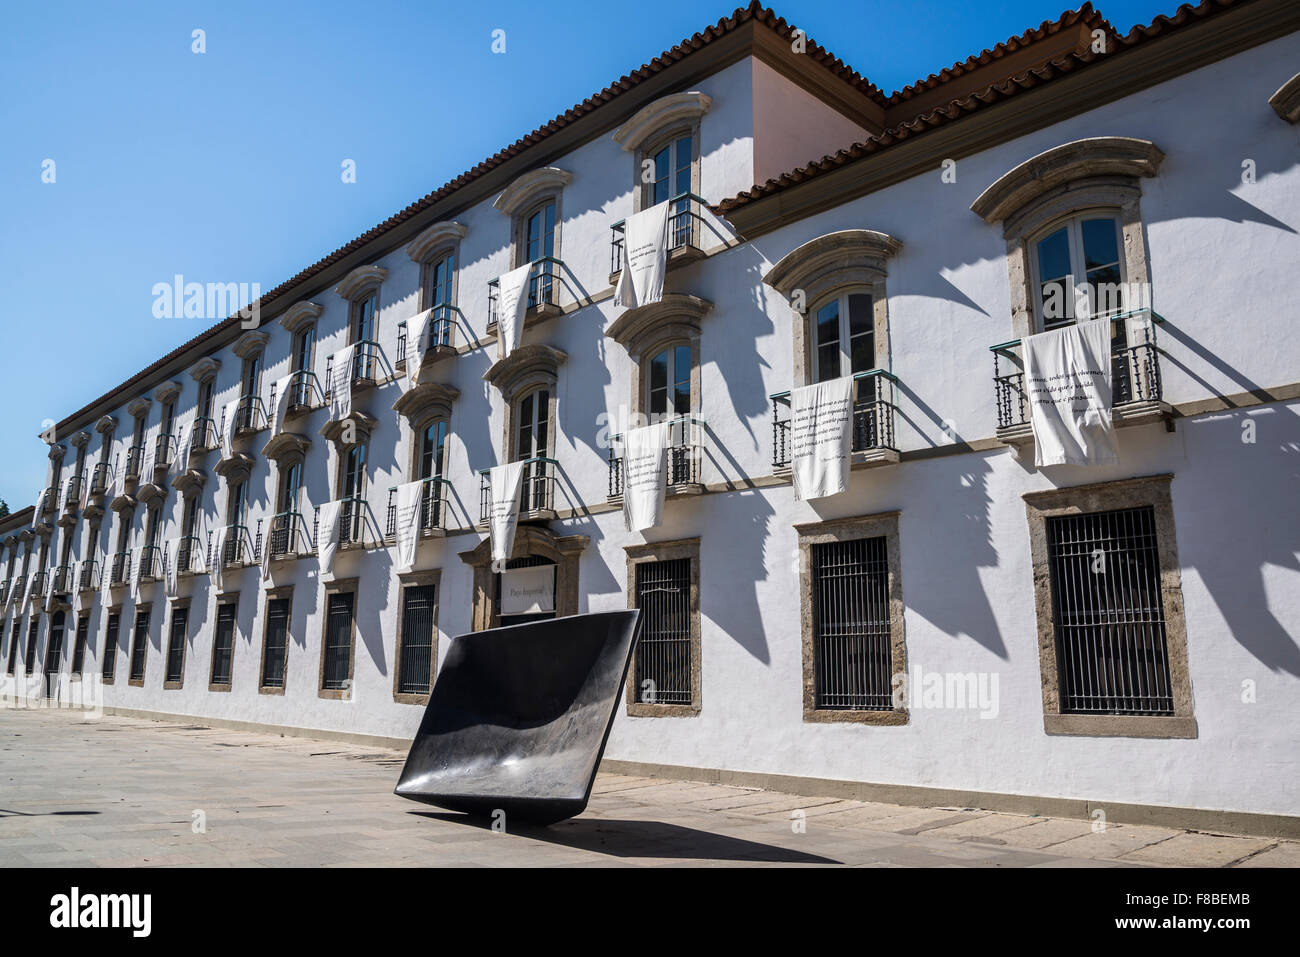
[{"left": 1, "top": 708, "right": 1296, "bottom": 868}]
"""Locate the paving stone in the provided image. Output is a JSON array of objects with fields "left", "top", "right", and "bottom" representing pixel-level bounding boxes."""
[
  {"left": 1043, "top": 824, "right": 1184, "bottom": 861},
  {"left": 1233, "top": 842, "right": 1300, "bottom": 867},
  {"left": 1121, "top": 832, "right": 1276, "bottom": 867}
]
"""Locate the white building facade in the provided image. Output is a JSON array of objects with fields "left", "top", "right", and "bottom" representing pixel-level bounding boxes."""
[{"left": 4, "top": 1, "right": 1299, "bottom": 834}]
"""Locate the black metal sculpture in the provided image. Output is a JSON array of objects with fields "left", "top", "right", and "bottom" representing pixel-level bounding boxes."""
[{"left": 394, "top": 609, "right": 642, "bottom": 825}]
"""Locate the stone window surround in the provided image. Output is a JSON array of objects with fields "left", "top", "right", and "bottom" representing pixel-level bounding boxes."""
[
  {"left": 623, "top": 537, "right": 702, "bottom": 718},
  {"left": 392, "top": 568, "right": 442, "bottom": 706},
  {"left": 334, "top": 265, "right": 389, "bottom": 350},
  {"left": 392, "top": 382, "right": 459, "bottom": 484},
  {"left": 795, "top": 511, "right": 908, "bottom": 726},
  {"left": 261, "top": 433, "right": 311, "bottom": 518},
  {"left": 207, "top": 593, "right": 238, "bottom": 693},
  {"left": 162, "top": 598, "right": 191, "bottom": 691},
  {"left": 612, "top": 92, "right": 710, "bottom": 213},
  {"left": 406, "top": 221, "right": 467, "bottom": 314},
  {"left": 458, "top": 527, "right": 587, "bottom": 632},
  {"left": 258, "top": 585, "right": 292, "bottom": 696},
  {"left": 278, "top": 301, "right": 322, "bottom": 388},
  {"left": 970, "top": 136, "right": 1164, "bottom": 340},
  {"left": 483, "top": 345, "right": 566, "bottom": 470},
  {"left": 762, "top": 229, "right": 901, "bottom": 389},
  {"left": 494, "top": 168, "right": 570, "bottom": 283},
  {"left": 317, "top": 576, "right": 359, "bottom": 701},
  {"left": 1022, "top": 473, "right": 1196, "bottom": 739},
  {"left": 127, "top": 601, "right": 152, "bottom": 688},
  {"left": 605, "top": 294, "right": 711, "bottom": 417}
]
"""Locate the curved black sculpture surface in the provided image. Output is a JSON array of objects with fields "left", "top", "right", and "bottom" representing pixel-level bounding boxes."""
[{"left": 394, "top": 609, "right": 642, "bottom": 825}]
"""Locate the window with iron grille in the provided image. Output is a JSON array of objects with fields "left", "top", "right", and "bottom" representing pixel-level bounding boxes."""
[
  {"left": 25, "top": 617, "right": 39, "bottom": 673},
  {"left": 810, "top": 536, "right": 893, "bottom": 711},
  {"left": 397, "top": 584, "right": 437, "bottom": 695},
  {"left": 211, "top": 603, "right": 236, "bottom": 686},
  {"left": 102, "top": 612, "right": 120, "bottom": 681},
  {"left": 165, "top": 607, "right": 188, "bottom": 684},
  {"left": 261, "top": 597, "right": 290, "bottom": 689},
  {"left": 6, "top": 620, "right": 19, "bottom": 674},
  {"left": 72, "top": 615, "right": 89, "bottom": 673},
  {"left": 129, "top": 609, "right": 150, "bottom": 681},
  {"left": 321, "top": 592, "right": 354, "bottom": 691},
  {"left": 1046, "top": 506, "right": 1173, "bottom": 716},
  {"left": 633, "top": 558, "right": 693, "bottom": 706}
]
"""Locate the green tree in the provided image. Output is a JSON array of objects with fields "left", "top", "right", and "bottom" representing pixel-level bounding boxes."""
[{"left": 0, "top": 499, "right": 8, "bottom": 519}]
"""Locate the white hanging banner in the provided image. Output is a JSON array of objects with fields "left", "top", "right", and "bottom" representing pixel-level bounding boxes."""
[
  {"left": 499, "top": 564, "right": 555, "bottom": 616},
  {"left": 407, "top": 309, "right": 433, "bottom": 385},
  {"left": 171, "top": 416, "right": 191, "bottom": 476},
  {"left": 212, "top": 525, "right": 227, "bottom": 589},
  {"left": 487, "top": 461, "right": 526, "bottom": 564},
  {"left": 164, "top": 539, "right": 179, "bottom": 597},
  {"left": 316, "top": 500, "right": 344, "bottom": 577},
  {"left": 220, "top": 400, "right": 238, "bottom": 459},
  {"left": 789, "top": 376, "right": 855, "bottom": 501},
  {"left": 496, "top": 263, "right": 532, "bottom": 360},
  {"left": 1023, "top": 318, "right": 1119, "bottom": 467},
  {"left": 614, "top": 200, "right": 671, "bottom": 310},
  {"left": 260, "top": 514, "right": 275, "bottom": 581},
  {"left": 269, "top": 374, "right": 294, "bottom": 435},
  {"left": 328, "top": 345, "right": 356, "bottom": 423},
  {"left": 621, "top": 421, "right": 672, "bottom": 532},
  {"left": 394, "top": 481, "right": 424, "bottom": 572}
]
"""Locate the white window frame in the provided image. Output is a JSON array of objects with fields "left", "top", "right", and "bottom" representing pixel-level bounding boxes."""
[{"left": 1028, "top": 211, "right": 1126, "bottom": 331}]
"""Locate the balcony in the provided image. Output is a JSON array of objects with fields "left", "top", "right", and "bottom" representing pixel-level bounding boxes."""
[
  {"left": 110, "top": 551, "right": 131, "bottom": 586},
  {"left": 138, "top": 545, "right": 163, "bottom": 583},
  {"left": 189, "top": 417, "right": 218, "bottom": 455},
  {"left": 267, "top": 511, "right": 313, "bottom": 560},
  {"left": 0, "top": 579, "right": 8, "bottom": 605},
  {"left": 991, "top": 310, "right": 1172, "bottom": 447},
  {"left": 385, "top": 477, "right": 451, "bottom": 540},
  {"left": 28, "top": 570, "right": 48, "bottom": 603},
  {"left": 607, "top": 416, "right": 705, "bottom": 499},
  {"left": 124, "top": 445, "right": 145, "bottom": 481},
  {"left": 175, "top": 535, "right": 203, "bottom": 575},
  {"left": 51, "top": 564, "right": 73, "bottom": 595},
  {"left": 771, "top": 370, "right": 900, "bottom": 470},
  {"left": 234, "top": 394, "right": 268, "bottom": 433},
  {"left": 478, "top": 457, "right": 558, "bottom": 524},
  {"left": 397, "top": 305, "right": 462, "bottom": 369},
  {"left": 337, "top": 496, "right": 378, "bottom": 548},
  {"left": 609, "top": 192, "right": 709, "bottom": 278},
  {"left": 90, "top": 461, "right": 111, "bottom": 495},
  {"left": 40, "top": 484, "right": 58, "bottom": 515},
  {"left": 220, "top": 525, "right": 256, "bottom": 567},
  {"left": 279, "top": 370, "right": 325, "bottom": 416},
  {"left": 152, "top": 433, "right": 176, "bottom": 474},
  {"left": 63, "top": 473, "right": 84, "bottom": 511},
  {"left": 78, "top": 559, "right": 100, "bottom": 592},
  {"left": 487, "top": 258, "right": 564, "bottom": 326}
]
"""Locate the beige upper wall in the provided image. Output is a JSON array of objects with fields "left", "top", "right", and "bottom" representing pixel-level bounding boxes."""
[{"left": 752, "top": 57, "right": 872, "bottom": 188}]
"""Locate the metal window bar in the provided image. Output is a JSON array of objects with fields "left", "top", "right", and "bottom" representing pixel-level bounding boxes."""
[
  {"left": 41, "top": 482, "right": 59, "bottom": 514},
  {"left": 211, "top": 604, "right": 236, "bottom": 685},
  {"left": 222, "top": 525, "right": 251, "bottom": 566},
  {"left": 269, "top": 511, "right": 312, "bottom": 559},
  {"left": 486, "top": 257, "right": 564, "bottom": 324},
  {"left": 235, "top": 394, "right": 267, "bottom": 432},
  {"left": 633, "top": 558, "right": 692, "bottom": 705},
  {"left": 261, "top": 597, "right": 290, "bottom": 688},
  {"left": 385, "top": 478, "right": 450, "bottom": 537},
  {"left": 51, "top": 564, "right": 72, "bottom": 594},
  {"left": 165, "top": 608, "right": 187, "bottom": 683},
  {"left": 610, "top": 192, "right": 708, "bottom": 274},
  {"left": 607, "top": 415, "right": 705, "bottom": 497},
  {"left": 125, "top": 445, "right": 145, "bottom": 479},
  {"left": 1046, "top": 506, "right": 1174, "bottom": 715},
  {"left": 129, "top": 610, "right": 150, "bottom": 681},
  {"left": 397, "top": 584, "right": 437, "bottom": 695},
  {"left": 24, "top": 619, "right": 39, "bottom": 673},
  {"left": 78, "top": 559, "right": 99, "bottom": 591},
  {"left": 321, "top": 592, "right": 354, "bottom": 690},
  {"left": 990, "top": 309, "right": 1166, "bottom": 430},
  {"left": 477, "top": 456, "right": 558, "bottom": 523},
  {"left": 43, "top": 618, "right": 65, "bottom": 698},
  {"left": 28, "top": 570, "right": 48, "bottom": 601},
  {"left": 0, "top": 580, "right": 8, "bottom": 605},
  {"left": 190, "top": 416, "right": 217, "bottom": 454},
  {"left": 337, "top": 496, "right": 374, "bottom": 547},
  {"left": 153, "top": 432, "right": 175, "bottom": 471},
  {"left": 176, "top": 536, "right": 202, "bottom": 574},
  {"left": 811, "top": 536, "right": 893, "bottom": 711},
  {"left": 138, "top": 545, "right": 163, "bottom": 582},
  {"left": 102, "top": 614, "right": 120, "bottom": 681},
  {"left": 110, "top": 551, "right": 131, "bottom": 585},
  {"left": 770, "top": 370, "right": 899, "bottom": 469},
  {"left": 91, "top": 461, "right": 111, "bottom": 493},
  {"left": 64, "top": 472, "right": 84, "bottom": 507},
  {"left": 351, "top": 338, "right": 383, "bottom": 383},
  {"left": 398, "top": 305, "right": 461, "bottom": 366},
  {"left": 288, "top": 369, "right": 323, "bottom": 409}
]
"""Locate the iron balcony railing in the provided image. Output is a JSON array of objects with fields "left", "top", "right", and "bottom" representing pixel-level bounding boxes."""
[
  {"left": 478, "top": 456, "right": 558, "bottom": 523},
  {"left": 28, "top": 570, "right": 48, "bottom": 601},
  {"left": 91, "top": 461, "right": 111, "bottom": 494},
  {"left": 10, "top": 575, "right": 25, "bottom": 603},
  {"left": 190, "top": 416, "right": 218, "bottom": 455},
  {"left": 286, "top": 370, "right": 324, "bottom": 410},
  {"left": 610, "top": 192, "right": 709, "bottom": 274},
  {"left": 607, "top": 415, "right": 706, "bottom": 498},
  {"left": 338, "top": 496, "right": 373, "bottom": 547},
  {"left": 397, "top": 304, "right": 462, "bottom": 365},
  {"left": 991, "top": 309, "right": 1166, "bottom": 430},
  {"left": 385, "top": 477, "right": 451, "bottom": 538},
  {"left": 235, "top": 394, "right": 268, "bottom": 432},
  {"left": 51, "top": 564, "right": 72, "bottom": 594},
  {"left": 154, "top": 432, "right": 178, "bottom": 472},
  {"left": 138, "top": 545, "right": 164, "bottom": 582},
  {"left": 41, "top": 483, "right": 58, "bottom": 514},
  {"left": 176, "top": 535, "right": 202, "bottom": 574},
  {"left": 110, "top": 551, "right": 131, "bottom": 585},
  {"left": 770, "top": 369, "right": 899, "bottom": 469},
  {"left": 268, "top": 511, "right": 313, "bottom": 559},
  {"left": 78, "top": 559, "right": 100, "bottom": 591},
  {"left": 125, "top": 444, "right": 145, "bottom": 480},
  {"left": 487, "top": 257, "right": 563, "bottom": 325},
  {"left": 323, "top": 340, "right": 387, "bottom": 399},
  {"left": 220, "top": 524, "right": 256, "bottom": 567},
  {"left": 0, "top": 580, "right": 8, "bottom": 605},
  {"left": 64, "top": 473, "right": 84, "bottom": 508}
]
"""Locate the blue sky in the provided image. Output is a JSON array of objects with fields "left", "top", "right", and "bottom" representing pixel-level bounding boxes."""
[{"left": 0, "top": 0, "right": 1176, "bottom": 510}]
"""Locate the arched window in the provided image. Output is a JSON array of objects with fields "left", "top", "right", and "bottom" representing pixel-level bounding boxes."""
[
  {"left": 521, "top": 201, "right": 556, "bottom": 309},
  {"left": 811, "top": 290, "right": 875, "bottom": 382},
  {"left": 417, "top": 419, "right": 447, "bottom": 531},
  {"left": 515, "top": 389, "right": 550, "bottom": 514},
  {"left": 291, "top": 324, "right": 315, "bottom": 406},
  {"left": 1029, "top": 212, "right": 1125, "bottom": 329},
  {"left": 340, "top": 442, "right": 368, "bottom": 544},
  {"left": 352, "top": 290, "right": 379, "bottom": 380},
  {"left": 647, "top": 342, "right": 692, "bottom": 416}
]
